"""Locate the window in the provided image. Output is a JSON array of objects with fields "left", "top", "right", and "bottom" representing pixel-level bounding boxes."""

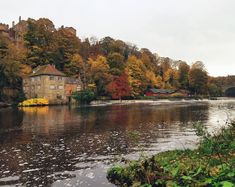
[
  {"left": 57, "top": 95, "right": 62, "bottom": 99},
  {"left": 58, "top": 85, "right": 63, "bottom": 90},
  {"left": 77, "top": 85, "right": 81, "bottom": 91},
  {"left": 58, "top": 77, "right": 63, "bottom": 81},
  {"left": 34, "top": 76, "right": 40, "bottom": 81},
  {"left": 49, "top": 76, "right": 55, "bottom": 80},
  {"left": 31, "top": 77, "right": 35, "bottom": 82},
  {"left": 49, "top": 85, "right": 55, "bottom": 90}
]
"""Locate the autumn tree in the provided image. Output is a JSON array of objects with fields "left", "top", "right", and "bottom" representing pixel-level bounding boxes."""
[
  {"left": 140, "top": 48, "right": 158, "bottom": 73},
  {"left": 106, "top": 73, "right": 131, "bottom": 99},
  {"left": 0, "top": 34, "right": 27, "bottom": 100},
  {"left": 89, "top": 55, "right": 111, "bottom": 95},
  {"left": 24, "top": 18, "right": 56, "bottom": 67},
  {"left": 159, "top": 57, "right": 172, "bottom": 76},
  {"left": 99, "top": 37, "right": 115, "bottom": 56},
  {"left": 178, "top": 61, "right": 190, "bottom": 89},
  {"left": 107, "top": 52, "right": 125, "bottom": 75},
  {"left": 189, "top": 61, "right": 208, "bottom": 94},
  {"left": 52, "top": 26, "right": 81, "bottom": 71},
  {"left": 145, "top": 70, "right": 158, "bottom": 88},
  {"left": 64, "top": 53, "right": 83, "bottom": 76},
  {"left": 79, "top": 38, "right": 91, "bottom": 60},
  {"left": 125, "top": 55, "right": 147, "bottom": 97},
  {"left": 0, "top": 17, "right": 216, "bottom": 101}
]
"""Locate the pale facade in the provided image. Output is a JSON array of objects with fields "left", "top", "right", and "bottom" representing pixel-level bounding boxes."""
[{"left": 23, "top": 65, "right": 81, "bottom": 104}]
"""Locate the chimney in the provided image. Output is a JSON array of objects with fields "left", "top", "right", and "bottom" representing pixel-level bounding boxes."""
[
  {"left": 12, "top": 21, "right": 15, "bottom": 28},
  {"left": 19, "top": 16, "right": 21, "bottom": 23}
]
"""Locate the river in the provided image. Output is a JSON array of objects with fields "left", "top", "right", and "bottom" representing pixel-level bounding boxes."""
[{"left": 0, "top": 99, "right": 235, "bottom": 186}]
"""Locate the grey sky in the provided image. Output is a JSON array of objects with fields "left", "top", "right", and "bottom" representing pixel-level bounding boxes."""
[{"left": 1, "top": 0, "right": 235, "bottom": 76}]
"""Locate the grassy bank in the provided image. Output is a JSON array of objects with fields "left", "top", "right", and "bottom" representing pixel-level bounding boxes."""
[{"left": 107, "top": 123, "right": 235, "bottom": 187}]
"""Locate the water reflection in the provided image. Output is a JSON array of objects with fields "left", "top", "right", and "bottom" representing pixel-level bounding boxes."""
[
  {"left": 0, "top": 100, "right": 234, "bottom": 186},
  {"left": 0, "top": 107, "right": 23, "bottom": 129}
]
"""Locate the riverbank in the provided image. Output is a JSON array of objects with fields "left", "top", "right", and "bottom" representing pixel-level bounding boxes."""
[
  {"left": 1, "top": 97, "right": 234, "bottom": 109},
  {"left": 90, "top": 97, "right": 235, "bottom": 107},
  {"left": 0, "top": 102, "right": 12, "bottom": 108},
  {"left": 107, "top": 122, "right": 235, "bottom": 186}
]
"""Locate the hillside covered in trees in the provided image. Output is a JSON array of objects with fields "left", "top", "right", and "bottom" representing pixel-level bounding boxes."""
[{"left": 0, "top": 18, "right": 231, "bottom": 102}]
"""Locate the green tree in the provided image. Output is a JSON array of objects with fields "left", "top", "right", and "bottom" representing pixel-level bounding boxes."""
[
  {"left": 0, "top": 35, "right": 25, "bottom": 100},
  {"left": 72, "top": 89, "right": 96, "bottom": 104},
  {"left": 208, "top": 83, "right": 222, "bottom": 97},
  {"left": 189, "top": 62, "right": 208, "bottom": 94},
  {"left": 64, "top": 53, "right": 83, "bottom": 76},
  {"left": 24, "top": 18, "right": 56, "bottom": 67},
  {"left": 107, "top": 52, "right": 125, "bottom": 75},
  {"left": 178, "top": 61, "right": 190, "bottom": 89},
  {"left": 99, "top": 36, "right": 115, "bottom": 56},
  {"left": 52, "top": 26, "right": 81, "bottom": 71}
]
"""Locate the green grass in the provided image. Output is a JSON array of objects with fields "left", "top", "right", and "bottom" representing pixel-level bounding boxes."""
[{"left": 107, "top": 122, "right": 235, "bottom": 187}]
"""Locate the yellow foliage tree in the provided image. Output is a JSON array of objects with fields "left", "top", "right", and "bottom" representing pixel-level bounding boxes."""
[
  {"left": 156, "top": 75, "right": 164, "bottom": 88},
  {"left": 88, "top": 55, "right": 111, "bottom": 95},
  {"left": 125, "top": 55, "right": 147, "bottom": 97},
  {"left": 145, "top": 70, "right": 158, "bottom": 87}
]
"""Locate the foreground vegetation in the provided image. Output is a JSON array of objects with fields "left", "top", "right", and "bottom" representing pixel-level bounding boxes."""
[{"left": 107, "top": 122, "right": 235, "bottom": 187}]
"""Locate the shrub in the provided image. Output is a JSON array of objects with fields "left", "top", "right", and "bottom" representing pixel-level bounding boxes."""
[
  {"left": 72, "top": 89, "right": 96, "bottom": 105},
  {"left": 18, "top": 98, "right": 49, "bottom": 107},
  {"left": 107, "top": 122, "right": 235, "bottom": 186}
]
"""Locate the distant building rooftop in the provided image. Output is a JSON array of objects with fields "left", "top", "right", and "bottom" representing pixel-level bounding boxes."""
[{"left": 30, "top": 64, "right": 65, "bottom": 77}]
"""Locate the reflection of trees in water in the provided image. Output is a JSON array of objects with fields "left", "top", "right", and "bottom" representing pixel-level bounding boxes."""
[
  {"left": 11, "top": 104, "right": 210, "bottom": 136},
  {"left": 0, "top": 104, "right": 210, "bottom": 186},
  {"left": 0, "top": 108, "right": 23, "bottom": 129},
  {"left": 0, "top": 108, "right": 23, "bottom": 144},
  {"left": 76, "top": 104, "right": 209, "bottom": 130}
]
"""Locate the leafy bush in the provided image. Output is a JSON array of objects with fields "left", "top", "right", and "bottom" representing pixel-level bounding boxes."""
[
  {"left": 72, "top": 89, "right": 96, "bottom": 105},
  {"left": 18, "top": 98, "right": 49, "bottom": 106},
  {"left": 107, "top": 122, "right": 235, "bottom": 186}
]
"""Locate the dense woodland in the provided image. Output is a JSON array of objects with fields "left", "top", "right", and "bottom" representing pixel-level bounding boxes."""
[{"left": 0, "top": 18, "right": 233, "bottom": 102}]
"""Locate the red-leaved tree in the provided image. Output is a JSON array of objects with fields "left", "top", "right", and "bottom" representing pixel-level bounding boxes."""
[{"left": 107, "top": 73, "right": 131, "bottom": 99}]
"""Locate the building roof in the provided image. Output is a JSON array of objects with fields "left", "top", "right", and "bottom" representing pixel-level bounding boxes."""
[
  {"left": 148, "top": 88, "right": 175, "bottom": 94},
  {"left": 30, "top": 64, "right": 65, "bottom": 77}
]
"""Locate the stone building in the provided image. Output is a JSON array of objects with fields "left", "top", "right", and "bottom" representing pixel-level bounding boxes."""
[
  {"left": 23, "top": 64, "right": 82, "bottom": 104},
  {"left": 0, "top": 23, "right": 11, "bottom": 38},
  {"left": 60, "top": 26, "right": 77, "bottom": 36},
  {"left": 0, "top": 17, "right": 27, "bottom": 41}
]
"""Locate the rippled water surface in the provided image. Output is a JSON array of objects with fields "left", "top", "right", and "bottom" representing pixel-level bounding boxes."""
[{"left": 0, "top": 99, "right": 235, "bottom": 186}]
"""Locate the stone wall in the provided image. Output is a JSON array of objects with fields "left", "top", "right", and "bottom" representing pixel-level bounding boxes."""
[
  {"left": 23, "top": 75, "right": 82, "bottom": 104},
  {"left": 23, "top": 75, "right": 67, "bottom": 104}
]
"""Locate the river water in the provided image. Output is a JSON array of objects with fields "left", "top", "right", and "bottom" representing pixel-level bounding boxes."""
[{"left": 0, "top": 99, "right": 235, "bottom": 186}]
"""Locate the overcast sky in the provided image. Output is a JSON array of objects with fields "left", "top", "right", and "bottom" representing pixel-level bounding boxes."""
[{"left": 1, "top": 0, "right": 235, "bottom": 76}]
